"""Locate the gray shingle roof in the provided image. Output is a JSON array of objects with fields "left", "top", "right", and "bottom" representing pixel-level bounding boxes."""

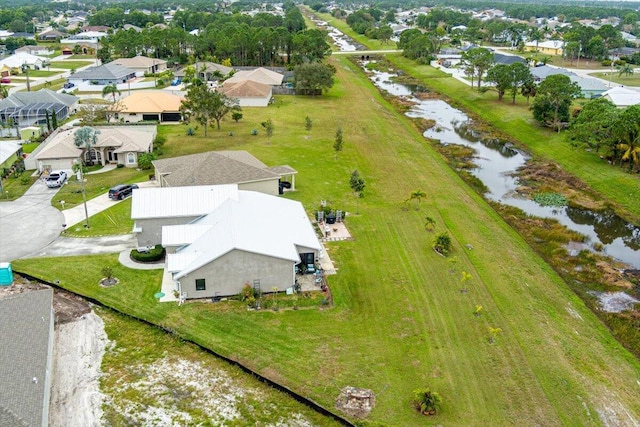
[
  {"left": 0, "top": 288, "right": 54, "bottom": 427},
  {"left": 0, "top": 89, "right": 78, "bottom": 109},
  {"left": 71, "top": 62, "right": 135, "bottom": 80},
  {"left": 152, "top": 151, "right": 295, "bottom": 187}
]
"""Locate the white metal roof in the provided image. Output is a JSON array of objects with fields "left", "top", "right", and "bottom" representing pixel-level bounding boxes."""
[
  {"left": 170, "top": 190, "right": 321, "bottom": 279},
  {"left": 602, "top": 86, "right": 640, "bottom": 107},
  {"left": 0, "top": 141, "right": 21, "bottom": 165},
  {"left": 162, "top": 224, "right": 212, "bottom": 247},
  {"left": 131, "top": 184, "right": 239, "bottom": 219}
]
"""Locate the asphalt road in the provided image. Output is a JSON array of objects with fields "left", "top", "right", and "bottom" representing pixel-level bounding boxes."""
[{"left": 0, "top": 179, "right": 64, "bottom": 262}]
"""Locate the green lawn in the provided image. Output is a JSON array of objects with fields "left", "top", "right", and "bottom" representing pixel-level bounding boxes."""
[
  {"left": 387, "top": 54, "right": 640, "bottom": 223},
  {"left": 52, "top": 168, "right": 149, "bottom": 209},
  {"left": 0, "top": 172, "right": 37, "bottom": 201},
  {"left": 15, "top": 55, "right": 640, "bottom": 425},
  {"left": 49, "top": 60, "right": 94, "bottom": 70},
  {"left": 590, "top": 72, "right": 640, "bottom": 87},
  {"left": 21, "top": 142, "right": 39, "bottom": 153},
  {"left": 25, "top": 70, "right": 58, "bottom": 78},
  {"left": 63, "top": 198, "right": 134, "bottom": 237}
]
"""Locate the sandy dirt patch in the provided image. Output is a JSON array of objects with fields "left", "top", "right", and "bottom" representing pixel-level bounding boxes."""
[{"left": 49, "top": 311, "right": 108, "bottom": 427}]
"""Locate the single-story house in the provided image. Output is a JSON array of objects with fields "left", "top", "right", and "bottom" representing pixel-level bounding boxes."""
[
  {"left": 132, "top": 184, "right": 240, "bottom": 247},
  {"left": 218, "top": 80, "right": 272, "bottom": 107},
  {"left": 531, "top": 66, "right": 608, "bottom": 98},
  {"left": 0, "top": 141, "right": 23, "bottom": 173},
  {"left": 0, "top": 89, "right": 79, "bottom": 128},
  {"left": 224, "top": 67, "right": 284, "bottom": 86},
  {"left": 60, "top": 31, "right": 108, "bottom": 46},
  {"left": 174, "top": 61, "right": 234, "bottom": 82},
  {"left": 68, "top": 63, "right": 136, "bottom": 86},
  {"left": 108, "top": 91, "right": 182, "bottom": 123},
  {"left": 37, "top": 30, "right": 68, "bottom": 42},
  {"left": 602, "top": 86, "right": 640, "bottom": 108},
  {"left": 28, "top": 125, "right": 155, "bottom": 172},
  {"left": 0, "top": 52, "right": 46, "bottom": 70},
  {"left": 14, "top": 45, "right": 54, "bottom": 56},
  {"left": 0, "top": 288, "right": 55, "bottom": 427},
  {"left": 165, "top": 190, "right": 322, "bottom": 299},
  {"left": 493, "top": 52, "right": 526, "bottom": 65},
  {"left": 110, "top": 55, "right": 168, "bottom": 75},
  {"left": 152, "top": 150, "right": 297, "bottom": 195},
  {"left": 525, "top": 40, "right": 564, "bottom": 56}
]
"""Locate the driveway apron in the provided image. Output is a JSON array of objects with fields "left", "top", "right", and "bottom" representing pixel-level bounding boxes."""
[{"left": 0, "top": 180, "right": 64, "bottom": 262}]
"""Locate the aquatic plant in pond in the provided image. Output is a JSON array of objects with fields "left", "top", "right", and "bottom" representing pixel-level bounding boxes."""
[{"left": 533, "top": 192, "right": 568, "bottom": 207}]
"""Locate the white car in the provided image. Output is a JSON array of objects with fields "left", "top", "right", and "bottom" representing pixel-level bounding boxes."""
[{"left": 45, "top": 171, "right": 68, "bottom": 188}]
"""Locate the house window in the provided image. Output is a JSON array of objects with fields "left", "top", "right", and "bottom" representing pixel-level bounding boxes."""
[
  {"left": 195, "top": 279, "right": 206, "bottom": 291},
  {"left": 127, "top": 152, "right": 135, "bottom": 164}
]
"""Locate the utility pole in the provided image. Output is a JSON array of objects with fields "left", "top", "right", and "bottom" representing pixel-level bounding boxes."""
[{"left": 76, "top": 166, "right": 90, "bottom": 228}]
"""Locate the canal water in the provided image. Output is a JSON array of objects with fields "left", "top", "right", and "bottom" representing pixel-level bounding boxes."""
[{"left": 367, "top": 67, "right": 640, "bottom": 269}]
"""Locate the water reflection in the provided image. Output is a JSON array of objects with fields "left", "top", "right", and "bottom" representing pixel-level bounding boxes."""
[{"left": 365, "top": 64, "right": 640, "bottom": 268}]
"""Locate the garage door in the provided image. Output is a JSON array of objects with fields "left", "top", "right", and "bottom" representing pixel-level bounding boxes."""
[{"left": 161, "top": 112, "right": 181, "bottom": 122}]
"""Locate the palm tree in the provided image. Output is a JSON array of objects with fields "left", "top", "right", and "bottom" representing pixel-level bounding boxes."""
[
  {"left": 617, "top": 123, "right": 640, "bottom": 172},
  {"left": 409, "top": 188, "right": 427, "bottom": 210},
  {"left": 412, "top": 388, "right": 442, "bottom": 415},
  {"left": 74, "top": 126, "right": 101, "bottom": 164},
  {"left": 617, "top": 64, "right": 635, "bottom": 79},
  {"left": 102, "top": 84, "right": 121, "bottom": 103}
]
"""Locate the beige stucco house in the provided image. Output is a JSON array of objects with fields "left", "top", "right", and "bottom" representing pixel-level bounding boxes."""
[
  {"left": 110, "top": 56, "right": 168, "bottom": 75},
  {"left": 28, "top": 125, "right": 155, "bottom": 172},
  {"left": 108, "top": 91, "right": 183, "bottom": 123},
  {"left": 151, "top": 150, "right": 296, "bottom": 196},
  {"left": 218, "top": 80, "right": 272, "bottom": 107},
  {"left": 162, "top": 190, "right": 321, "bottom": 299},
  {"left": 224, "top": 67, "right": 284, "bottom": 86}
]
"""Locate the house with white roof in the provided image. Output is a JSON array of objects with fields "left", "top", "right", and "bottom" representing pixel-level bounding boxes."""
[
  {"left": 162, "top": 189, "right": 321, "bottom": 299},
  {"left": 0, "top": 52, "right": 47, "bottom": 70},
  {"left": 602, "top": 86, "right": 640, "bottom": 108},
  {"left": 225, "top": 67, "right": 284, "bottom": 86},
  {"left": 131, "top": 184, "right": 240, "bottom": 247}
]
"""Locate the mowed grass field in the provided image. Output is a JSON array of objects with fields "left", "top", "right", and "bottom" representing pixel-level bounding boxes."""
[{"left": 14, "top": 55, "right": 640, "bottom": 425}]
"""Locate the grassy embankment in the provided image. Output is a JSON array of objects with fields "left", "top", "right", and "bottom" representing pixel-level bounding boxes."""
[
  {"left": 14, "top": 55, "right": 640, "bottom": 425},
  {"left": 387, "top": 54, "right": 640, "bottom": 224}
]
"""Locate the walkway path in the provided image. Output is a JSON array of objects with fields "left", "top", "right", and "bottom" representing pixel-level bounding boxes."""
[{"left": 62, "top": 179, "right": 158, "bottom": 229}]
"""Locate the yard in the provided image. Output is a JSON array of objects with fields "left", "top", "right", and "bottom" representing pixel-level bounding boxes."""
[
  {"left": 14, "top": 55, "right": 640, "bottom": 425},
  {"left": 589, "top": 71, "right": 640, "bottom": 87}
]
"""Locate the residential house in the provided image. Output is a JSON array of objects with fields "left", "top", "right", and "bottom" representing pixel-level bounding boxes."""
[
  {"left": 174, "top": 61, "right": 234, "bottom": 82},
  {"left": 68, "top": 62, "right": 136, "bottom": 86},
  {"left": 602, "top": 86, "right": 640, "bottom": 108},
  {"left": 110, "top": 55, "right": 168, "bottom": 76},
  {"left": 164, "top": 190, "right": 322, "bottom": 299},
  {"left": 151, "top": 150, "right": 297, "bottom": 195},
  {"left": 59, "top": 31, "right": 108, "bottom": 51},
  {"left": 620, "top": 31, "right": 640, "bottom": 47},
  {"left": 218, "top": 80, "right": 272, "bottom": 107},
  {"left": 524, "top": 40, "right": 564, "bottom": 56},
  {"left": 530, "top": 65, "right": 607, "bottom": 98},
  {"left": 27, "top": 125, "right": 155, "bottom": 172},
  {"left": 132, "top": 184, "right": 240, "bottom": 246},
  {"left": 224, "top": 67, "right": 284, "bottom": 86},
  {"left": 0, "top": 288, "right": 55, "bottom": 427},
  {"left": 108, "top": 91, "right": 182, "bottom": 123},
  {"left": 37, "top": 30, "right": 68, "bottom": 42},
  {"left": 0, "top": 89, "right": 79, "bottom": 128},
  {"left": 0, "top": 141, "right": 23, "bottom": 174},
  {"left": 0, "top": 52, "right": 46, "bottom": 71},
  {"left": 15, "top": 45, "right": 54, "bottom": 56},
  {"left": 493, "top": 52, "right": 526, "bottom": 65}
]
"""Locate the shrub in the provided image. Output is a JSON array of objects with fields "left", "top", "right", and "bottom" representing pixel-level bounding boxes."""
[
  {"left": 130, "top": 245, "right": 165, "bottom": 262},
  {"left": 20, "top": 175, "right": 30, "bottom": 185},
  {"left": 116, "top": 163, "right": 124, "bottom": 168},
  {"left": 137, "top": 152, "right": 157, "bottom": 170},
  {"left": 433, "top": 232, "right": 452, "bottom": 256},
  {"left": 154, "top": 135, "right": 167, "bottom": 146},
  {"left": 412, "top": 388, "right": 441, "bottom": 415},
  {"left": 251, "top": 129, "right": 258, "bottom": 135},
  {"left": 186, "top": 127, "right": 195, "bottom": 136}
]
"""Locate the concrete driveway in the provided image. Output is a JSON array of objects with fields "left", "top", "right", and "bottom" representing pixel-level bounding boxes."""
[{"left": 0, "top": 180, "right": 64, "bottom": 262}]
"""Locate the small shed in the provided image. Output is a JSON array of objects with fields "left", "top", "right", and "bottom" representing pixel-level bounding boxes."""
[
  {"left": 0, "top": 262, "right": 13, "bottom": 286},
  {"left": 20, "top": 126, "right": 41, "bottom": 141}
]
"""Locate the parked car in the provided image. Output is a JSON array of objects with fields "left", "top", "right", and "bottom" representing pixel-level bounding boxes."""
[
  {"left": 45, "top": 171, "right": 67, "bottom": 188},
  {"left": 108, "top": 184, "right": 139, "bottom": 200},
  {"left": 63, "top": 82, "right": 75, "bottom": 89},
  {"left": 1, "top": 77, "right": 10, "bottom": 84}
]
